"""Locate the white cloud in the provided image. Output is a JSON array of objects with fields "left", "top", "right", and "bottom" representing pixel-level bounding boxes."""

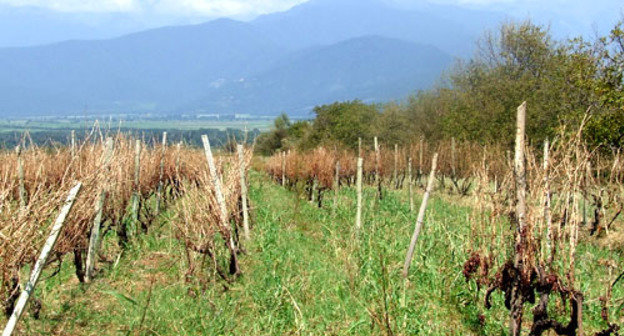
[
  {"left": 0, "top": 0, "right": 138, "bottom": 12},
  {"left": 149, "top": 0, "right": 308, "bottom": 17},
  {"left": 0, "top": 0, "right": 308, "bottom": 16}
]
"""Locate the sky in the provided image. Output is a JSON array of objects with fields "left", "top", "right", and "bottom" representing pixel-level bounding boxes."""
[
  {"left": 0, "top": 0, "right": 621, "bottom": 47},
  {"left": 0, "top": 0, "right": 308, "bottom": 17}
]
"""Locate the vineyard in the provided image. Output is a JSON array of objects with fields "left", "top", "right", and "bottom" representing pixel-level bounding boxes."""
[
  {"left": 0, "top": 128, "right": 252, "bottom": 335},
  {"left": 0, "top": 104, "right": 623, "bottom": 335}
]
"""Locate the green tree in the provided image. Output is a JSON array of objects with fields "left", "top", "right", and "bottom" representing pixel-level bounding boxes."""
[{"left": 308, "top": 100, "right": 379, "bottom": 149}]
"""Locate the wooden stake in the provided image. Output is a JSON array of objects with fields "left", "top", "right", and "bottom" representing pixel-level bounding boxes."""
[
  {"left": 402, "top": 153, "right": 438, "bottom": 278},
  {"left": 543, "top": 139, "right": 553, "bottom": 266},
  {"left": 311, "top": 179, "right": 317, "bottom": 203},
  {"left": 70, "top": 130, "right": 76, "bottom": 157},
  {"left": 358, "top": 137, "right": 362, "bottom": 158},
  {"left": 281, "top": 151, "right": 286, "bottom": 187},
  {"left": 86, "top": 138, "right": 114, "bottom": 282},
  {"left": 374, "top": 137, "right": 381, "bottom": 200},
  {"left": 419, "top": 138, "right": 424, "bottom": 177},
  {"left": 175, "top": 142, "right": 181, "bottom": 178},
  {"left": 15, "top": 146, "right": 26, "bottom": 209},
  {"left": 131, "top": 139, "right": 141, "bottom": 235},
  {"left": 510, "top": 101, "right": 527, "bottom": 336},
  {"left": 156, "top": 132, "right": 167, "bottom": 214},
  {"left": 393, "top": 144, "right": 398, "bottom": 188},
  {"left": 408, "top": 157, "right": 413, "bottom": 212},
  {"left": 334, "top": 160, "right": 340, "bottom": 209},
  {"left": 237, "top": 144, "right": 250, "bottom": 241},
  {"left": 2, "top": 182, "right": 82, "bottom": 336},
  {"left": 202, "top": 135, "right": 239, "bottom": 275},
  {"left": 513, "top": 102, "right": 527, "bottom": 265},
  {"left": 451, "top": 137, "right": 457, "bottom": 177},
  {"left": 355, "top": 157, "right": 363, "bottom": 232}
]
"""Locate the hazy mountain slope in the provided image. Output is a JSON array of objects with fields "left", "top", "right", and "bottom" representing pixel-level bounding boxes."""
[
  {"left": 0, "top": 18, "right": 285, "bottom": 115},
  {"left": 252, "top": 0, "right": 505, "bottom": 57},
  {"left": 186, "top": 36, "right": 453, "bottom": 115},
  {"left": 0, "top": 0, "right": 476, "bottom": 117}
]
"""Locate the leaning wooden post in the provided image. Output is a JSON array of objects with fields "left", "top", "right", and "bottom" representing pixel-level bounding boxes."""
[
  {"left": 402, "top": 153, "right": 438, "bottom": 278},
  {"left": 131, "top": 139, "right": 141, "bottom": 234},
  {"left": 86, "top": 138, "right": 114, "bottom": 282},
  {"left": 202, "top": 135, "right": 240, "bottom": 275},
  {"left": 237, "top": 144, "right": 250, "bottom": 242},
  {"left": 355, "top": 157, "right": 363, "bottom": 232},
  {"left": 281, "top": 150, "right": 286, "bottom": 187},
  {"left": 2, "top": 182, "right": 82, "bottom": 336},
  {"left": 156, "top": 131, "right": 167, "bottom": 215},
  {"left": 510, "top": 101, "right": 527, "bottom": 336},
  {"left": 408, "top": 157, "right": 414, "bottom": 212},
  {"left": 15, "top": 146, "right": 26, "bottom": 209}
]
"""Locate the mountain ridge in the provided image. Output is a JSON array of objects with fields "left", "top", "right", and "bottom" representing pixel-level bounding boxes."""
[{"left": 0, "top": 0, "right": 481, "bottom": 117}]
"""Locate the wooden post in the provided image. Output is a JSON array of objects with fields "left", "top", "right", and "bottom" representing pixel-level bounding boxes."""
[
  {"left": 402, "top": 153, "right": 438, "bottom": 278},
  {"left": 543, "top": 139, "right": 552, "bottom": 266},
  {"left": 15, "top": 146, "right": 26, "bottom": 209},
  {"left": 2, "top": 182, "right": 82, "bottom": 336},
  {"left": 374, "top": 136, "right": 381, "bottom": 200},
  {"left": 451, "top": 137, "right": 456, "bottom": 177},
  {"left": 156, "top": 132, "right": 167, "bottom": 214},
  {"left": 494, "top": 175, "right": 498, "bottom": 194},
  {"left": 202, "top": 135, "right": 240, "bottom": 275},
  {"left": 175, "top": 142, "right": 182, "bottom": 178},
  {"left": 408, "top": 157, "right": 413, "bottom": 212},
  {"left": 86, "top": 138, "right": 114, "bottom": 282},
  {"left": 358, "top": 137, "right": 362, "bottom": 158},
  {"left": 419, "top": 138, "right": 424, "bottom": 176},
  {"left": 311, "top": 179, "right": 317, "bottom": 203},
  {"left": 333, "top": 160, "right": 340, "bottom": 209},
  {"left": 510, "top": 101, "right": 527, "bottom": 336},
  {"left": 393, "top": 144, "right": 398, "bottom": 188},
  {"left": 131, "top": 139, "right": 141, "bottom": 235},
  {"left": 70, "top": 130, "right": 76, "bottom": 157},
  {"left": 281, "top": 151, "right": 286, "bottom": 187},
  {"left": 513, "top": 102, "right": 527, "bottom": 264},
  {"left": 237, "top": 144, "right": 250, "bottom": 241},
  {"left": 355, "top": 157, "right": 363, "bottom": 232}
]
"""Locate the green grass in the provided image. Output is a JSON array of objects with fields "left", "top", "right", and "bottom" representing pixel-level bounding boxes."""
[{"left": 3, "top": 172, "right": 623, "bottom": 335}]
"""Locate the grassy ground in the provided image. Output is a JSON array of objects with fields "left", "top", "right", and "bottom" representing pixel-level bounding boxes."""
[{"left": 3, "top": 172, "right": 623, "bottom": 335}]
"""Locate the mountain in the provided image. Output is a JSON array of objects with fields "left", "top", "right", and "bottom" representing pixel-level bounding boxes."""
[
  {"left": 0, "top": 18, "right": 285, "bottom": 115},
  {"left": 0, "top": 0, "right": 498, "bottom": 117},
  {"left": 251, "top": 0, "right": 506, "bottom": 57},
  {"left": 188, "top": 36, "right": 452, "bottom": 115}
]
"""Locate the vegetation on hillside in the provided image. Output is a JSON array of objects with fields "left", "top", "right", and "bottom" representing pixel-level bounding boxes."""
[{"left": 257, "top": 20, "right": 624, "bottom": 154}]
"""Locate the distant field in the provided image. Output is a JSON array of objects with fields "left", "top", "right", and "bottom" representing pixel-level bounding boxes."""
[{"left": 0, "top": 119, "right": 274, "bottom": 133}]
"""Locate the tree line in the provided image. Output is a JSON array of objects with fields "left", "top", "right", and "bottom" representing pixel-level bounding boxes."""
[
  {"left": 0, "top": 128, "right": 260, "bottom": 149},
  {"left": 256, "top": 20, "right": 624, "bottom": 155}
]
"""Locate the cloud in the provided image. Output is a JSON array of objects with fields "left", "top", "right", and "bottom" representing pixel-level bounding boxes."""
[
  {"left": 0, "top": 0, "right": 138, "bottom": 12},
  {"left": 148, "top": 0, "right": 308, "bottom": 17},
  {"left": 0, "top": 0, "right": 308, "bottom": 16}
]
